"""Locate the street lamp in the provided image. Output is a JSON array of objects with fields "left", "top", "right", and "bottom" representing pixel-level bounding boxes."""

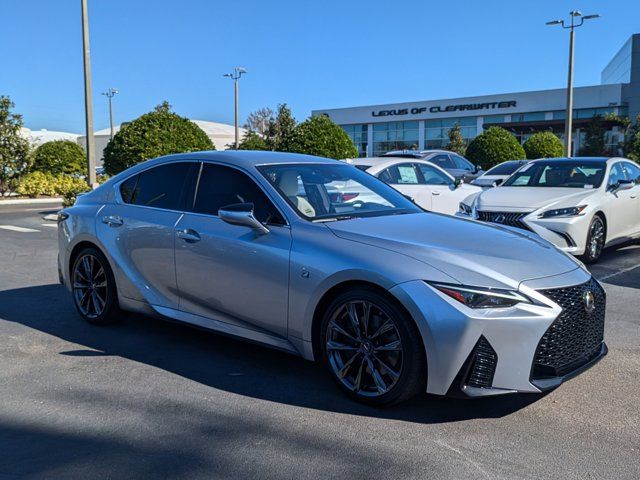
[
  {"left": 223, "top": 67, "right": 247, "bottom": 149},
  {"left": 80, "top": 0, "right": 96, "bottom": 186},
  {"left": 547, "top": 11, "right": 600, "bottom": 157},
  {"left": 101, "top": 88, "right": 119, "bottom": 140}
]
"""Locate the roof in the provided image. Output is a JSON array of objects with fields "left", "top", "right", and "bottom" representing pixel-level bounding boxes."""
[
  {"left": 527, "top": 157, "right": 612, "bottom": 163},
  {"left": 94, "top": 119, "right": 247, "bottom": 138},
  {"left": 140, "top": 150, "right": 343, "bottom": 171},
  {"left": 20, "top": 128, "right": 80, "bottom": 146}
]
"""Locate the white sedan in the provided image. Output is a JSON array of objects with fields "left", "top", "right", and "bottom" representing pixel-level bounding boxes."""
[
  {"left": 347, "top": 158, "right": 481, "bottom": 215},
  {"left": 458, "top": 157, "right": 640, "bottom": 263}
]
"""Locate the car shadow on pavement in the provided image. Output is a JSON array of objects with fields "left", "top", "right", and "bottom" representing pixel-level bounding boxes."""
[
  {"left": 591, "top": 243, "right": 640, "bottom": 290},
  {"left": 0, "top": 284, "right": 545, "bottom": 424}
]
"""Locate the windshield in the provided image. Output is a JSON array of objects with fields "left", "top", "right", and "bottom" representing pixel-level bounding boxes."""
[
  {"left": 503, "top": 160, "right": 607, "bottom": 188},
  {"left": 258, "top": 163, "right": 422, "bottom": 221},
  {"left": 485, "top": 161, "right": 527, "bottom": 176}
]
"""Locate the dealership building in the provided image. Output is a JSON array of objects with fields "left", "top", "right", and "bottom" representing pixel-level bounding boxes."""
[{"left": 313, "top": 34, "right": 640, "bottom": 157}]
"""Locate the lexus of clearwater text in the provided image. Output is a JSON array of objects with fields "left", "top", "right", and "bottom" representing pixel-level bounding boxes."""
[{"left": 58, "top": 151, "right": 608, "bottom": 405}]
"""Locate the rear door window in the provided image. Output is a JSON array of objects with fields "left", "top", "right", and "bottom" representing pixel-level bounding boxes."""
[
  {"left": 120, "top": 162, "right": 195, "bottom": 210},
  {"left": 429, "top": 154, "right": 456, "bottom": 169}
]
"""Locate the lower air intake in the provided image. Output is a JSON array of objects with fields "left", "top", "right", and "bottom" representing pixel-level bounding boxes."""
[{"left": 464, "top": 336, "right": 498, "bottom": 388}]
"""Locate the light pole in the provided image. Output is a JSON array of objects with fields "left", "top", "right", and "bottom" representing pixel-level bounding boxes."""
[
  {"left": 546, "top": 11, "right": 600, "bottom": 157},
  {"left": 81, "top": 0, "right": 96, "bottom": 186},
  {"left": 223, "top": 67, "right": 247, "bottom": 149},
  {"left": 101, "top": 88, "right": 119, "bottom": 140}
]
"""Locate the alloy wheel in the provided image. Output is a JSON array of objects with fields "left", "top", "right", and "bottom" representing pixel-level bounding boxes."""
[
  {"left": 73, "top": 253, "right": 109, "bottom": 319},
  {"left": 325, "top": 300, "right": 403, "bottom": 397},
  {"left": 588, "top": 218, "right": 605, "bottom": 259}
]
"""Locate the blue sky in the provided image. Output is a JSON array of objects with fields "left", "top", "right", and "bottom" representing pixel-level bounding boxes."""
[{"left": 2, "top": 0, "right": 638, "bottom": 133}]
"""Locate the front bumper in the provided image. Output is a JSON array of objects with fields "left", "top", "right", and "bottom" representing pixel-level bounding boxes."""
[{"left": 390, "top": 269, "right": 605, "bottom": 398}]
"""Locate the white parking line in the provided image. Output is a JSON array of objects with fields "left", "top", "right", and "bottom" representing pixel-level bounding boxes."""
[
  {"left": 41, "top": 223, "right": 58, "bottom": 228},
  {"left": 598, "top": 263, "right": 640, "bottom": 281},
  {"left": 0, "top": 225, "right": 40, "bottom": 233}
]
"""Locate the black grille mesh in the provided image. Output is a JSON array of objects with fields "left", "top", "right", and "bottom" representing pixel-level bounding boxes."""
[
  {"left": 477, "top": 211, "right": 531, "bottom": 231},
  {"left": 465, "top": 336, "right": 498, "bottom": 388},
  {"left": 533, "top": 278, "right": 606, "bottom": 378}
]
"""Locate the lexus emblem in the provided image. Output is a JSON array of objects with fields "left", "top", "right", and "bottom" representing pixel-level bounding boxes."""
[
  {"left": 494, "top": 214, "right": 506, "bottom": 223},
  {"left": 583, "top": 290, "right": 596, "bottom": 314}
]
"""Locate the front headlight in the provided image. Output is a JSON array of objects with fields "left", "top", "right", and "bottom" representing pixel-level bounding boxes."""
[
  {"left": 458, "top": 202, "right": 472, "bottom": 216},
  {"left": 539, "top": 205, "right": 587, "bottom": 219},
  {"left": 428, "top": 282, "right": 532, "bottom": 309}
]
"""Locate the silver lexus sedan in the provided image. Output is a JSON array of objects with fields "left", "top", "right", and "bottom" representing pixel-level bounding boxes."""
[{"left": 57, "top": 151, "right": 607, "bottom": 406}]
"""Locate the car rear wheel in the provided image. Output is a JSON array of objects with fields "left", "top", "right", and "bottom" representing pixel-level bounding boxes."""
[
  {"left": 71, "top": 247, "right": 121, "bottom": 325},
  {"left": 320, "top": 287, "right": 426, "bottom": 406},
  {"left": 583, "top": 216, "right": 605, "bottom": 264}
]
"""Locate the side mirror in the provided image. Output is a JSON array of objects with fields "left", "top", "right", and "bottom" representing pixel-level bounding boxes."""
[
  {"left": 609, "top": 179, "right": 634, "bottom": 193},
  {"left": 219, "top": 202, "right": 269, "bottom": 235},
  {"left": 453, "top": 178, "right": 462, "bottom": 189},
  {"left": 493, "top": 178, "right": 504, "bottom": 187}
]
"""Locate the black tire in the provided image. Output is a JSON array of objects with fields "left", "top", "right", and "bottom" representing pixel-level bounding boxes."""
[
  {"left": 319, "top": 287, "right": 427, "bottom": 406},
  {"left": 582, "top": 215, "right": 606, "bottom": 264},
  {"left": 70, "top": 247, "right": 122, "bottom": 325}
]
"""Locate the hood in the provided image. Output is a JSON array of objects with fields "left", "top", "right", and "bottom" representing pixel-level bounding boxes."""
[
  {"left": 326, "top": 212, "right": 580, "bottom": 290},
  {"left": 476, "top": 186, "right": 597, "bottom": 210}
]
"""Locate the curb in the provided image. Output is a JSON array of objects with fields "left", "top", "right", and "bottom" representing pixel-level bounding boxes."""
[{"left": 0, "top": 198, "right": 63, "bottom": 206}]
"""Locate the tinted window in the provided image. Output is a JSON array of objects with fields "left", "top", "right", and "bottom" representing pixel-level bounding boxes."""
[
  {"left": 354, "top": 164, "right": 372, "bottom": 171},
  {"left": 451, "top": 155, "right": 473, "bottom": 171},
  {"left": 608, "top": 163, "right": 626, "bottom": 186},
  {"left": 193, "top": 164, "right": 285, "bottom": 225},
  {"left": 429, "top": 154, "right": 456, "bottom": 169},
  {"left": 485, "top": 161, "right": 526, "bottom": 176},
  {"left": 417, "top": 164, "right": 452, "bottom": 185},
  {"left": 120, "top": 175, "right": 138, "bottom": 203},
  {"left": 622, "top": 162, "right": 640, "bottom": 183},
  {"left": 122, "top": 162, "right": 193, "bottom": 210}
]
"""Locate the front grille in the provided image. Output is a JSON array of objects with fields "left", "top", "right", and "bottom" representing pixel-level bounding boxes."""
[
  {"left": 477, "top": 210, "right": 531, "bottom": 231},
  {"left": 532, "top": 278, "right": 606, "bottom": 379},
  {"left": 464, "top": 336, "right": 498, "bottom": 388}
]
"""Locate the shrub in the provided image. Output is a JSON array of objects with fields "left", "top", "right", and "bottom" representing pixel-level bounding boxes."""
[
  {"left": 56, "top": 175, "right": 91, "bottom": 206},
  {"left": 285, "top": 115, "right": 358, "bottom": 159},
  {"left": 465, "top": 127, "right": 526, "bottom": 169},
  {"left": 445, "top": 123, "right": 467, "bottom": 155},
  {"left": 103, "top": 101, "right": 214, "bottom": 175},
  {"left": 579, "top": 115, "right": 606, "bottom": 156},
  {"left": 523, "top": 131, "right": 564, "bottom": 159},
  {"left": 32, "top": 140, "right": 85, "bottom": 175},
  {"left": 17, "top": 172, "right": 58, "bottom": 197},
  {"left": 237, "top": 130, "right": 269, "bottom": 150}
]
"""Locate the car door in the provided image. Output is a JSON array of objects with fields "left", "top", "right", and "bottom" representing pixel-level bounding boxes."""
[
  {"left": 377, "top": 163, "right": 431, "bottom": 209},
  {"left": 96, "top": 161, "right": 197, "bottom": 308},
  {"left": 174, "top": 162, "right": 292, "bottom": 338},
  {"left": 604, "top": 162, "right": 637, "bottom": 241},
  {"left": 621, "top": 161, "right": 640, "bottom": 236},
  {"left": 416, "top": 163, "right": 460, "bottom": 215}
]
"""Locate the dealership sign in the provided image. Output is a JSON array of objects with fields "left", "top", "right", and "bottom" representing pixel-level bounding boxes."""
[{"left": 372, "top": 101, "right": 517, "bottom": 117}]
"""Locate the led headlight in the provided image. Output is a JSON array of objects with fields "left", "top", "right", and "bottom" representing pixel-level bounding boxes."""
[
  {"left": 428, "top": 282, "right": 532, "bottom": 309},
  {"left": 458, "top": 202, "right": 473, "bottom": 216},
  {"left": 539, "top": 205, "right": 587, "bottom": 219}
]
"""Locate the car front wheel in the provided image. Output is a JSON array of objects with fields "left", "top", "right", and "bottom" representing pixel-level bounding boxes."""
[
  {"left": 320, "top": 287, "right": 426, "bottom": 406},
  {"left": 583, "top": 216, "right": 605, "bottom": 264}
]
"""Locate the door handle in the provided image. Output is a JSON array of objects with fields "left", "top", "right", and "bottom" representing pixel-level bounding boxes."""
[
  {"left": 176, "top": 229, "right": 201, "bottom": 243},
  {"left": 101, "top": 215, "right": 124, "bottom": 227},
  {"left": 431, "top": 191, "right": 441, "bottom": 196}
]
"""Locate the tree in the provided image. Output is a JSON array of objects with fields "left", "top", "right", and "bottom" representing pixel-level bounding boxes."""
[
  {"left": 465, "top": 126, "right": 525, "bottom": 169},
  {"left": 244, "top": 107, "right": 274, "bottom": 136},
  {"left": 266, "top": 104, "right": 296, "bottom": 151},
  {"left": 103, "top": 101, "right": 214, "bottom": 175},
  {"left": 286, "top": 115, "right": 358, "bottom": 159},
  {"left": 579, "top": 115, "right": 606, "bottom": 156},
  {"left": 445, "top": 123, "right": 466, "bottom": 155},
  {"left": 624, "top": 115, "right": 640, "bottom": 161},
  {"left": 0, "top": 96, "right": 31, "bottom": 194},
  {"left": 32, "top": 140, "right": 86, "bottom": 175},
  {"left": 237, "top": 130, "right": 269, "bottom": 150},
  {"left": 523, "top": 131, "right": 564, "bottom": 159}
]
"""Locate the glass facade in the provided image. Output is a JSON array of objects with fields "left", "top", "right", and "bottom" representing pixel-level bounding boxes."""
[
  {"left": 341, "top": 124, "right": 368, "bottom": 157},
  {"left": 552, "top": 107, "right": 615, "bottom": 120},
  {"left": 424, "top": 117, "right": 476, "bottom": 149},
  {"left": 372, "top": 121, "right": 419, "bottom": 156}
]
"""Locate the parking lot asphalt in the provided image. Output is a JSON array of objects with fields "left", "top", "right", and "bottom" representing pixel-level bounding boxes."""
[{"left": 0, "top": 202, "right": 638, "bottom": 479}]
